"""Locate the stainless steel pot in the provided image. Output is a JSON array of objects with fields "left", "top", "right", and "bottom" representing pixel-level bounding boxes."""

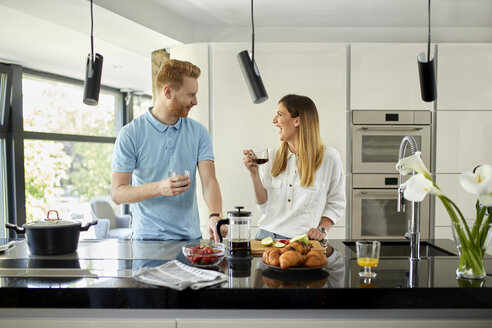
[{"left": 5, "top": 210, "right": 97, "bottom": 255}]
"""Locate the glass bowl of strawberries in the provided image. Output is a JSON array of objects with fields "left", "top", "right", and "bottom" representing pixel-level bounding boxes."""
[{"left": 182, "top": 240, "right": 226, "bottom": 267}]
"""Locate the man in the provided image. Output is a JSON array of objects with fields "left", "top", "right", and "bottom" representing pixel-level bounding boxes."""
[{"left": 111, "top": 59, "right": 226, "bottom": 241}]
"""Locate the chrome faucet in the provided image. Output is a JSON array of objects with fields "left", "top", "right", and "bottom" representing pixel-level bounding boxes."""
[{"left": 397, "top": 136, "right": 421, "bottom": 262}]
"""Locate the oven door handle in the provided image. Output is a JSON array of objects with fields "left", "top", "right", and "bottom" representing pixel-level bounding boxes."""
[
  {"left": 358, "top": 190, "right": 398, "bottom": 195},
  {"left": 357, "top": 127, "right": 424, "bottom": 131}
]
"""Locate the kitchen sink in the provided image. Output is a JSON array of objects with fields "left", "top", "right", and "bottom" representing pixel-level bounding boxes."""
[{"left": 343, "top": 240, "right": 456, "bottom": 257}]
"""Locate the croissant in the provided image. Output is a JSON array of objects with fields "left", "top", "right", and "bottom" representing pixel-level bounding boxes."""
[
  {"left": 279, "top": 250, "right": 305, "bottom": 269},
  {"left": 280, "top": 241, "right": 310, "bottom": 255},
  {"left": 263, "top": 248, "right": 281, "bottom": 266},
  {"left": 304, "top": 250, "right": 328, "bottom": 268}
]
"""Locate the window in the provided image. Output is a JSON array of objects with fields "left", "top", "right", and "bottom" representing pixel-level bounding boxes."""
[
  {"left": 22, "top": 73, "right": 120, "bottom": 225},
  {"left": 24, "top": 140, "right": 114, "bottom": 222},
  {"left": 133, "top": 93, "right": 152, "bottom": 118},
  {"left": 23, "top": 74, "right": 115, "bottom": 136}
]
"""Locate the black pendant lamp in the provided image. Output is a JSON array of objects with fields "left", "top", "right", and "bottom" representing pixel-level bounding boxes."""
[
  {"left": 83, "top": 0, "right": 103, "bottom": 106},
  {"left": 418, "top": 0, "right": 437, "bottom": 102},
  {"left": 237, "top": 0, "right": 268, "bottom": 104}
]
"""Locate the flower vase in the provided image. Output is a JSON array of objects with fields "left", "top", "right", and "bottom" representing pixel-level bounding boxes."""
[{"left": 451, "top": 221, "right": 492, "bottom": 280}]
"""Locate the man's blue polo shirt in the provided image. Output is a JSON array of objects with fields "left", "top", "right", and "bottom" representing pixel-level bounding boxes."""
[{"left": 112, "top": 110, "right": 214, "bottom": 240}]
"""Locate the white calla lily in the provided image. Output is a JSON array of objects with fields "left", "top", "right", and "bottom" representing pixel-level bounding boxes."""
[
  {"left": 460, "top": 164, "right": 492, "bottom": 200},
  {"left": 478, "top": 192, "right": 492, "bottom": 207},
  {"left": 401, "top": 173, "right": 441, "bottom": 202},
  {"left": 395, "top": 151, "right": 432, "bottom": 179}
]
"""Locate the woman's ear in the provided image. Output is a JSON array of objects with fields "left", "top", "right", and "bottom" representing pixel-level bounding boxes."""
[{"left": 294, "top": 117, "right": 300, "bottom": 127}]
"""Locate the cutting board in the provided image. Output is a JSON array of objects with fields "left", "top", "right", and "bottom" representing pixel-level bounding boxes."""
[{"left": 250, "top": 240, "right": 325, "bottom": 256}]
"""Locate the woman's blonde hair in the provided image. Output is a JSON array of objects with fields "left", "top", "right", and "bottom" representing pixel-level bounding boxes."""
[
  {"left": 271, "top": 94, "right": 324, "bottom": 187},
  {"left": 156, "top": 59, "right": 201, "bottom": 91}
]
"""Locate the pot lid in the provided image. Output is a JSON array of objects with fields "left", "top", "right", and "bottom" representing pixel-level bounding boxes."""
[
  {"left": 227, "top": 206, "right": 251, "bottom": 217},
  {"left": 23, "top": 210, "right": 81, "bottom": 228},
  {"left": 24, "top": 219, "right": 81, "bottom": 228}
]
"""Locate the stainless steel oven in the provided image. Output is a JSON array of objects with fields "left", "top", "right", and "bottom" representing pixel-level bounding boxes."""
[
  {"left": 352, "top": 111, "right": 431, "bottom": 174},
  {"left": 351, "top": 174, "right": 430, "bottom": 239},
  {"left": 351, "top": 110, "right": 432, "bottom": 239}
]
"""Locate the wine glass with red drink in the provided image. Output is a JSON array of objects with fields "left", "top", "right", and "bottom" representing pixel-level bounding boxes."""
[{"left": 252, "top": 148, "right": 269, "bottom": 165}]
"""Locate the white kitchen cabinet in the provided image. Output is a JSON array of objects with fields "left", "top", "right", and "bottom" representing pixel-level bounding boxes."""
[
  {"left": 434, "top": 174, "right": 476, "bottom": 227},
  {"left": 328, "top": 226, "right": 346, "bottom": 239},
  {"left": 3, "top": 311, "right": 490, "bottom": 328},
  {"left": 351, "top": 43, "right": 433, "bottom": 110},
  {"left": 434, "top": 110, "right": 492, "bottom": 254},
  {"left": 434, "top": 114, "right": 490, "bottom": 227},
  {"left": 3, "top": 317, "right": 491, "bottom": 327},
  {"left": 435, "top": 111, "right": 492, "bottom": 174},
  {"left": 434, "top": 226, "right": 453, "bottom": 241},
  {"left": 177, "top": 319, "right": 492, "bottom": 328},
  {"left": 0, "top": 319, "right": 175, "bottom": 328},
  {"left": 437, "top": 43, "right": 492, "bottom": 110}
]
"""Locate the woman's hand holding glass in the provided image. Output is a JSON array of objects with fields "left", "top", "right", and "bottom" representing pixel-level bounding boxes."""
[
  {"left": 243, "top": 149, "right": 259, "bottom": 175},
  {"left": 243, "top": 148, "right": 269, "bottom": 175}
]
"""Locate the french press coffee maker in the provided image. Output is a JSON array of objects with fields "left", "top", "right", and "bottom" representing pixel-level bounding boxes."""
[{"left": 217, "top": 206, "right": 252, "bottom": 259}]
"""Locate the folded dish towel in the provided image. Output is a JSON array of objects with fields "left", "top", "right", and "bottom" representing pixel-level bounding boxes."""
[{"left": 133, "top": 260, "right": 227, "bottom": 290}]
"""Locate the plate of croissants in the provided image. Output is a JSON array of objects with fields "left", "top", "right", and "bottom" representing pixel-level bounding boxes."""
[{"left": 262, "top": 240, "right": 328, "bottom": 271}]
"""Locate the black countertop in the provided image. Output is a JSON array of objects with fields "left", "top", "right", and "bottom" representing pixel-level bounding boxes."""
[{"left": 1, "top": 238, "right": 492, "bottom": 309}]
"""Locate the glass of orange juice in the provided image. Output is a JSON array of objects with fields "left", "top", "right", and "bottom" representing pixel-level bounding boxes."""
[{"left": 356, "top": 241, "right": 381, "bottom": 278}]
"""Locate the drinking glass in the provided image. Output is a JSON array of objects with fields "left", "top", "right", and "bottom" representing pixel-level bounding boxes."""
[
  {"left": 169, "top": 170, "right": 190, "bottom": 178},
  {"left": 251, "top": 148, "right": 269, "bottom": 165},
  {"left": 169, "top": 170, "right": 191, "bottom": 187},
  {"left": 356, "top": 240, "right": 381, "bottom": 278}
]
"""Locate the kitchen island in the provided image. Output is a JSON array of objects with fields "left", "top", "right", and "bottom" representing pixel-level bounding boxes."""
[{"left": 1, "top": 238, "right": 492, "bottom": 327}]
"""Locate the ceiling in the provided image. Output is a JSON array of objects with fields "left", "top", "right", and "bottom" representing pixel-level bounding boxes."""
[{"left": 1, "top": 0, "right": 491, "bottom": 95}]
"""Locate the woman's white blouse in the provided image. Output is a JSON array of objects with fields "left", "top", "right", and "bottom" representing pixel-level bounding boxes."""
[{"left": 257, "top": 146, "right": 345, "bottom": 238}]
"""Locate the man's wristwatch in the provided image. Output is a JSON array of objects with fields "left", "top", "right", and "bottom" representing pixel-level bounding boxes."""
[{"left": 209, "top": 213, "right": 222, "bottom": 220}]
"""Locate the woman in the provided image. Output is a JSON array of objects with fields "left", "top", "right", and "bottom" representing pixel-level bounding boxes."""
[{"left": 243, "top": 94, "right": 345, "bottom": 242}]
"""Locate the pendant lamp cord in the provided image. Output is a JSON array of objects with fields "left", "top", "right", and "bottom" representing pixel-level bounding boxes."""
[
  {"left": 251, "top": 0, "right": 255, "bottom": 63},
  {"left": 90, "top": 0, "right": 94, "bottom": 62},
  {"left": 427, "top": 0, "right": 431, "bottom": 62}
]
